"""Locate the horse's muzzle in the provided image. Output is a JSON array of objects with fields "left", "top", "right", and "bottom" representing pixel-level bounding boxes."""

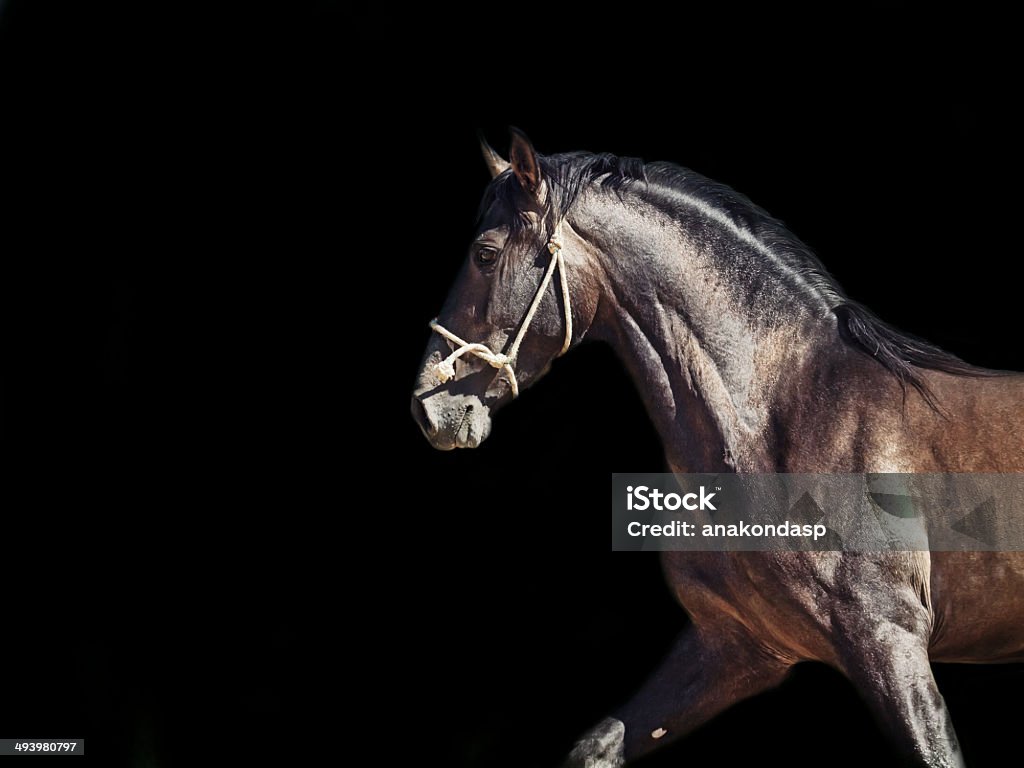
[{"left": 411, "top": 391, "right": 492, "bottom": 450}]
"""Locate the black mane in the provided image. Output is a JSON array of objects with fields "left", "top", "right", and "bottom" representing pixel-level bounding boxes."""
[{"left": 490, "top": 151, "right": 990, "bottom": 408}]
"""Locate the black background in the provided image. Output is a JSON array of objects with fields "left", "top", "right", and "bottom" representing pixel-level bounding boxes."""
[{"left": 2, "top": 2, "right": 1022, "bottom": 766}]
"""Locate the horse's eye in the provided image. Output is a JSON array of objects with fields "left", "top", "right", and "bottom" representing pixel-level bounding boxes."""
[{"left": 475, "top": 247, "right": 497, "bottom": 267}]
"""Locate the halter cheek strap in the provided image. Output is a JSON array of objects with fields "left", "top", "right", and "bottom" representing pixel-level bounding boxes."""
[{"left": 429, "top": 223, "right": 573, "bottom": 398}]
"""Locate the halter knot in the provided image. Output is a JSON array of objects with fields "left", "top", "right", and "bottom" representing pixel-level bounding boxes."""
[{"left": 436, "top": 359, "right": 456, "bottom": 382}]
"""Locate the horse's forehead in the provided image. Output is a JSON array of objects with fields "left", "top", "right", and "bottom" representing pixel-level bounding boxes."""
[
  {"left": 477, "top": 197, "right": 515, "bottom": 232},
  {"left": 476, "top": 200, "right": 543, "bottom": 242}
]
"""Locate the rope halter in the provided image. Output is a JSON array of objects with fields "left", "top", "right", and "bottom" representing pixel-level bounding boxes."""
[{"left": 429, "top": 223, "right": 573, "bottom": 398}]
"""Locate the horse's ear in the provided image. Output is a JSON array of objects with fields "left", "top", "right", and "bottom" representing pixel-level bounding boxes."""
[
  {"left": 509, "top": 127, "right": 543, "bottom": 198},
  {"left": 480, "top": 133, "right": 510, "bottom": 179}
]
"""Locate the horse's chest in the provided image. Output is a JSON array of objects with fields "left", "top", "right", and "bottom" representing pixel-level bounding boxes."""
[
  {"left": 661, "top": 553, "right": 771, "bottom": 623},
  {"left": 660, "top": 551, "right": 838, "bottom": 660}
]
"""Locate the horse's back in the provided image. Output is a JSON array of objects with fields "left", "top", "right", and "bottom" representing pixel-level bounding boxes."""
[{"left": 921, "top": 370, "right": 1024, "bottom": 472}]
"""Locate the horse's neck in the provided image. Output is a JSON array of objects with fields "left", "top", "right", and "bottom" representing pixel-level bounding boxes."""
[{"left": 575, "top": 197, "right": 836, "bottom": 472}]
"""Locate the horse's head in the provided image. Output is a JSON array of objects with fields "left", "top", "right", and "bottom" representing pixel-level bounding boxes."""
[{"left": 411, "top": 129, "right": 588, "bottom": 449}]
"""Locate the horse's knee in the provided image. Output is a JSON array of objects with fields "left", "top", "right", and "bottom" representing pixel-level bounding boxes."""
[{"left": 564, "top": 717, "right": 626, "bottom": 768}]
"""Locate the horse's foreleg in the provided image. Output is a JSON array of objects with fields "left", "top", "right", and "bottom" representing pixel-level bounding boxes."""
[
  {"left": 835, "top": 601, "right": 963, "bottom": 767},
  {"left": 563, "top": 623, "right": 790, "bottom": 767}
]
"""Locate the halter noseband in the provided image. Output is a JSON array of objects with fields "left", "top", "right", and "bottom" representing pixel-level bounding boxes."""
[{"left": 428, "top": 222, "right": 573, "bottom": 398}]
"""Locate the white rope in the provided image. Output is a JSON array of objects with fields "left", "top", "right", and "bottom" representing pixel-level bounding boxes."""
[{"left": 429, "top": 223, "right": 573, "bottom": 398}]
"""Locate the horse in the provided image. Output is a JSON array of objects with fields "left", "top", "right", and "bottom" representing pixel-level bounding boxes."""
[{"left": 410, "top": 129, "right": 1024, "bottom": 767}]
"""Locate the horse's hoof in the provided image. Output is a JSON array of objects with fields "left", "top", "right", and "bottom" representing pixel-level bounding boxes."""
[{"left": 563, "top": 717, "right": 625, "bottom": 768}]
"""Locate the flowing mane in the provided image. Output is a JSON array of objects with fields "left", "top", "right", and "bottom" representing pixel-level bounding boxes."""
[{"left": 483, "top": 150, "right": 992, "bottom": 408}]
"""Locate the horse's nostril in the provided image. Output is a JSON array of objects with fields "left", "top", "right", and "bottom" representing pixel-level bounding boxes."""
[{"left": 411, "top": 396, "right": 434, "bottom": 435}]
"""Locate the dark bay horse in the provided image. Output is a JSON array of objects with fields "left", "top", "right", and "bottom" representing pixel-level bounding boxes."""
[{"left": 411, "top": 129, "right": 1024, "bottom": 767}]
